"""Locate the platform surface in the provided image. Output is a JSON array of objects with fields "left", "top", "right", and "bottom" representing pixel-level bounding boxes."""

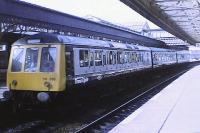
[{"left": 109, "top": 65, "right": 200, "bottom": 133}]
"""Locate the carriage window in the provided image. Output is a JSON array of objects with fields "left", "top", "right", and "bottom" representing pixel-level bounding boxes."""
[
  {"left": 103, "top": 54, "right": 106, "bottom": 65},
  {"left": 113, "top": 52, "right": 116, "bottom": 64},
  {"left": 130, "top": 52, "right": 133, "bottom": 63},
  {"left": 117, "top": 51, "right": 124, "bottom": 64},
  {"left": 146, "top": 52, "right": 150, "bottom": 62},
  {"left": 95, "top": 50, "right": 102, "bottom": 66},
  {"left": 131, "top": 52, "right": 137, "bottom": 63},
  {"left": 40, "top": 47, "right": 57, "bottom": 72},
  {"left": 108, "top": 51, "right": 116, "bottom": 65},
  {"left": 136, "top": 53, "right": 140, "bottom": 62},
  {"left": 24, "top": 48, "right": 39, "bottom": 72},
  {"left": 153, "top": 53, "right": 158, "bottom": 61},
  {"left": 124, "top": 52, "right": 129, "bottom": 63},
  {"left": 139, "top": 53, "right": 143, "bottom": 62},
  {"left": 90, "top": 51, "right": 94, "bottom": 66},
  {"left": 128, "top": 52, "right": 131, "bottom": 63},
  {"left": 79, "top": 50, "right": 89, "bottom": 67},
  {"left": 11, "top": 48, "right": 24, "bottom": 72},
  {"left": 107, "top": 51, "right": 110, "bottom": 65},
  {"left": 137, "top": 53, "right": 143, "bottom": 62},
  {"left": 108, "top": 51, "right": 113, "bottom": 65}
]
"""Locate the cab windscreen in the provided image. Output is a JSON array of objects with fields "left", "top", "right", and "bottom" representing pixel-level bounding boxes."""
[
  {"left": 24, "top": 48, "right": 39, "bottom": 72},
  {"left": 11, "top": 48, "right": 24, "bottom": 72}
]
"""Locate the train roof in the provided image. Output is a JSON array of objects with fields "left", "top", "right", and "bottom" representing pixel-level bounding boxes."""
[
  {"left": 13, "top": 33, "right": 151, "bottom": 51},
  {"left": 176, "top": 50, "right": 190, "bottom": 54},
  {"left": 149, "top": 47, "right": 176, "bottom": 52}
]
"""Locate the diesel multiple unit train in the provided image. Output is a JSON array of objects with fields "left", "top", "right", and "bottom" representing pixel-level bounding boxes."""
[{"left": 3, "top": 33, "right": 196, "bottom": 103}]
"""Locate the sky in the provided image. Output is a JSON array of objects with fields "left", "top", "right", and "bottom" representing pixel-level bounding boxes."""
[{"left": 21, "top": 0, "right": 159, "bottom": 28}]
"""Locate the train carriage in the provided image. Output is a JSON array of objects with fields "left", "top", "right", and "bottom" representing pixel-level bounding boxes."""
[
  {"left": 150, "top": 47, "right": 177, "bottom": 67},
  {"left": 5, "top": 33, "right": 199, "bottom": 104},
  {"left": 176, "top": 50, "right": 190, "bottom": 63},
  {"left": 5, "top": 33, "right": 152, "bottom": 102}
]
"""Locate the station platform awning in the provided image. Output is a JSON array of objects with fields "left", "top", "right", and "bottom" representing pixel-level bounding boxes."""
[{"left": 121, "top": 0, "right": 200, "bottom": 45}]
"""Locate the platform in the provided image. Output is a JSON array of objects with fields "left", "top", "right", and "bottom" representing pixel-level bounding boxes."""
[{"left": 109, "top": 65, "right": 200, "bottom": 133}]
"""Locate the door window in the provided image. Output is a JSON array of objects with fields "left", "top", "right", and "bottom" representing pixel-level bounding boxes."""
[
  {"left": 79, "top": 50, "right": 89, "bottom": 67},
  {"left": 40, "top": 47, "right": 57, "bottom": 72}
]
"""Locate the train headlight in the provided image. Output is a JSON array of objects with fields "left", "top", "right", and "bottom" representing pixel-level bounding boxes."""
[{"left": 37, "top": 92, "right": 49, "bottom": 102}]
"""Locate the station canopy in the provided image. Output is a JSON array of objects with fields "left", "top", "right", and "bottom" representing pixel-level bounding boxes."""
[{"left": 121, "top": 0, "right": 200, "bottom": 45}]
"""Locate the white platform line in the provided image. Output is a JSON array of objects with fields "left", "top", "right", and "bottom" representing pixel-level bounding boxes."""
[
  {"left": 120, "top": 108, "right": 144, "bottom": 125},
  {"left": 150, "top": 93, "right": 162, "bottom": 101}
]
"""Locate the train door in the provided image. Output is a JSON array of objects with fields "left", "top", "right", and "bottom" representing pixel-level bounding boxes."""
[{"left": 65, "top": 46, "right": 73, "bottom": 77}]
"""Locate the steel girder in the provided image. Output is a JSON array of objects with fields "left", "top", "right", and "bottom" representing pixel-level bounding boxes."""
[{"left": 0, "top": 0, "right": 165, "bottom": 47}]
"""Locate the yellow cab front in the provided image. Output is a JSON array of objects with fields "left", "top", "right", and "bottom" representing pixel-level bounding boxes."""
[{"left": 7, "top": 44, "right": 66, "bottom": 94}]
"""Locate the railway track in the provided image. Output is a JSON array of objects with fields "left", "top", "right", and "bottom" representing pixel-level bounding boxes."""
[
  {"left": 75, "top": 68, "right": 189, "bottom": 133},
  {"left": 0, "top": 63, "right": 198, "bottom": 133}
]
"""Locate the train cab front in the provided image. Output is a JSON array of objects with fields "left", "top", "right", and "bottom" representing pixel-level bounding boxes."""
[{"left": 5, "top": 43, "right": 66, "bottom": 103}]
